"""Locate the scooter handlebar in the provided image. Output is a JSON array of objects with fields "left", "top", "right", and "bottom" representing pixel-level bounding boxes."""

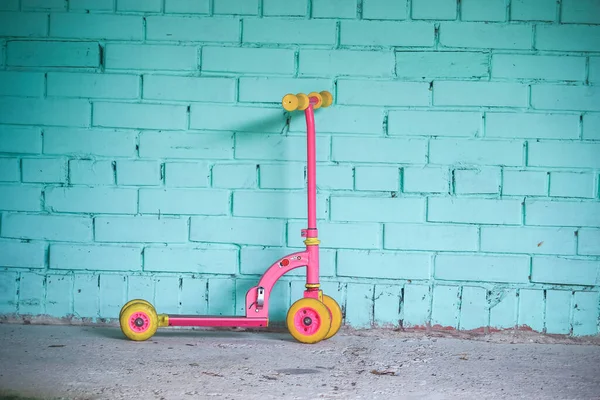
[{"left": 282, "top": 91, "right": 333, "bottom": 111}]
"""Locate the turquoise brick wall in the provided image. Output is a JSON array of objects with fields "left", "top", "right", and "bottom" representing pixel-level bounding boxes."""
[{"left": 0, "top": 0, "right": 599, "bottom": 336}]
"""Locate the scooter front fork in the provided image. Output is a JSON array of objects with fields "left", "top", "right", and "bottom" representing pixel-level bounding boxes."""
[{"left": 302, "top": 228, "right": 321, "bottom": 299}]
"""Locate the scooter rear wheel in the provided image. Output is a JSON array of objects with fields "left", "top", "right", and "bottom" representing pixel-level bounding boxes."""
[{"left": 286, "top": 298, "right": 332, "bottom": 344}]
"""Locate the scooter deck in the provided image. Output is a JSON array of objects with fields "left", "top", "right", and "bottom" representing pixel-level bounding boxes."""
[{"left": 166, "top": 315, "right": 268, "bottom": 328}]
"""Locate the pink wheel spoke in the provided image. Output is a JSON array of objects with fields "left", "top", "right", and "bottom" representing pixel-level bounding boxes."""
[
  {"left": 294, "top": 307, "right": 321, "bottom": 336},
  {"left": 128, "top": 311, "right": 150, "bottom": 333}
]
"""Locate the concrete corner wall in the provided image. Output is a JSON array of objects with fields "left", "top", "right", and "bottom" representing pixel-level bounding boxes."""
[{"left": 0, "top": 0, "right": 599, "bottom": 336}]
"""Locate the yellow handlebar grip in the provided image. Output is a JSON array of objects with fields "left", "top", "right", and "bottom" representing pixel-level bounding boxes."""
[
  {"left": 320, "top": 91, "right": 333, "bottom": 107},
  {"left": 282, "top": 93, "right": 299, "bottom": 111},
  {"left": 297, "top": 93, "right": 309, "bottom": 110},
  {"left": 282, "top": 91, "right": 333, "bottom": 111}
]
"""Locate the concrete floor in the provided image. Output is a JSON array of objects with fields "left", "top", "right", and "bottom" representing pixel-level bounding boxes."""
[{"left": 0, "top": 324, "right": 599, "bottom": 400}]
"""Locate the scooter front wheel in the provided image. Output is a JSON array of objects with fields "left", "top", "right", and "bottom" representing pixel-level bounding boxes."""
[
  {"left": 120, "top": 302, "right": 159, "bottom": 341},
  {"left": 286, "top": 298, "right": 332, "bottom": 344},
  {"left": 322, "top": 295, "right": 342, "bottom": 340}
]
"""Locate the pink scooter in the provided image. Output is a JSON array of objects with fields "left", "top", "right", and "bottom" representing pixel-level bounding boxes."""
[{"left": 119, "top": 91, "right": 343, "bottom": 344}]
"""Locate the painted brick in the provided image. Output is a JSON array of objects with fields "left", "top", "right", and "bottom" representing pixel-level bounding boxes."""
[
  {"left": 190, "top": 216, "right": 284, "bottom": 246},
  {"left": 0, "top": 0, "right": 19, "bottom": 10},
  {"left": 561, "top": 0, "right": 600, "bottom": 23},
  {"left": 532, "top": 85, "right": 600, "bottom": 112},
  {"left": 0, "top": 71, "right": 44, "bottom": 97},
  {"left": 50, "top": 13, "right": 143, "bottom": 40},
  {"left": 287, "top": 221, "right": 382, "bottom": 250},
  {"left": 486, "top": 112, "right": 579, "bottom": 140},
  {"left": 146, "top": 16, "right": 239, "bottom": 42},
  {"left": 440, "top": 22, "right": 532, "bottom": 49},
  {"left": 1, "top": 213, "right": 93, "bottom": 242},
  {"left": 45, "top": 187, "right": 137, "bottom": 214},
  {"left": 47, "top": 72, "right": 139, "bottom": 100},
  {"left": 317, "top": 165, "right": 354, "bottom": 190},
  {"left": 536, "top": 25, "right": 600, "bottom": 52},
  {"left": 396, "top": 51, "right": 488, "bottom": 79},
  {"left": 434, "top": 81, "right": 528, "bottom": 107},
  {"left": 0, "top": 12, "right": 47, "bottom": 36},
  {"left": 590, "top": 57, "right": 600, "bottom": 84},
  {"left": 94, "top": 102, "right": 186, "bottom": 130},
  {"left": 240, "top": 246, "right": 336, "bottom": 276},
  {"left": 244, "top": 18, "right": 336, "bottom": 45},
  {"left": 454, "top": 167, "right": 501, "bottom": 194},
  {"left": 7, "top": 41, "right": 99, "bottom": 68},
  {"left": 403, "top": 166, "right": 450, "bottom": 193},
  {"left": 117, "top": 0, "right": 162, "bottom": 12},
  {"left": 461, "top": 0, "right": 505, "bottom": 21},
  {"left": 105, "top": 44, "right": 198, "bottom": 71},
  {"left": 0, "top": 271, "right": 18, "bottom": 314},
  {"left": 99, "top": 274, "right": 126, "bottom": 318},
  {"left": 190, "top": 104, "right": 285, "bottom": 132},
  {"left": 139, "top": 189, "right": 229, "bottom": 215},
  {"left": 385, "top": 223, "right": 478, "bottom": 252},
  {"left": 337, "top": 80, "right": 429, "bottom": 107},
  {"left": 290, "top": 106, "right": 384, "bottom": 134},
  {"left": 202, "top": 47, "right": 294, "bottom": 75},
  {"left": 154, "top": 276, "right": 178, "bottom": 314},
  {"left": 428, "top": 198, "right": 522, "bottom": 225},
  {"left": 402, "top": 284, "right": 430, "bottom": 327},
  {"left": 0, "top": 241, "right": 45, "bottom": 268},
  {"left": 213, "top": 164, "right": 256, "bottom": 189},
  {"left": 430, "top": 285, "right": 459, "bottom": 329},
  {"left": 573, "top": 291, "right": 599, "bottom": 336},
  {"left": 481, "top": 226, "right": 576, "bottom": 255},
  {"left": 332, "top": 137, "right": 427, "bottom": 163},
  {"left": 69, "top": 160, "right": 114, "bottom": 185},
  {"left": 235, "top": 134, "right": 330, "bottom": 162},
  {"left": 238, "top": 77, "right": 332, "bottom": 103},
  {"left": 165, "top": 0, "right": 209, "bottom": 14},
  {"left": 44, "top": 128, "right": 137, "bottom": 158},
  {"left": 262, "top": 0, "right": 307, "bottom": 16},
  {"left": 144, "top": 246, "right": 238, "bottom": 274},
  {"left": 550, "top": 172, "right": 595, "bottom": 198},
  {"left": 345, "top": 283, "right": 373, "bottom": 328},
  {"left": 363, "top": 0, "right": 407, "bottom": 19},
  {"left": 511, "top": 0, "right": 556, "bottom": 21},
  {"left": 140, "top": 132, "right": 233, "bottom": 160},
  {"left": 532, "top": 256, "right": 599, "bottom": 286},
  {"left": 526, "top": 200, "right": 600, "bottom": 228},
  {"left": 21, "top": 158, "right": 67, "bottom": 183},
  {"left": 0, "top": 185, "right": 42, "bottom": 212},
  {"left": 18, "top": 272, "right": 44, "bottom": 315},
  {"left": 259, "top": 163, "right": 305, "bottom": 189},
  {"left": 489, "top": 289, "right": 517, "bottom": 330},
  {"left": 209, "top": 278, "right": 235, "bottom": 315},
  {"left": 492, "top": 54, "right": 585, "bottom": 81},
  {"left": 338, "top": 250, "right": 430, "bottom": 280},
  {"left": 582, "top": 113, "right": 600, "bottom": 140},
  {"left": 374, "top": 284, "right": 402, "bottom": 327},
  {"left": 0, "top": 158, "right": 19, "bottom": 182},
  {"left": 0, "top": 127, "right": 42, "bottom": 154},
  {"left": 165, "top": 162, "right": 210, "bottom": 188},
  {"left": 95, "top": 216, "right": 188, "bottom": 243},
  {"left": 233, "top": 190, "right": 327, "bottom": 219},
  {"left": 435, "top": 254, "right": 530, "bottom": 283},
  {"left": 528, "top": 142, "right": 600, "bottom": 169},
  {"left": 46, "top": 274, "right": 73, "bottom": 317},
  {"left": 127, "top": 275, "right": 154, "bottom": 302},
  {"left": 502, "top": 170, "right": 547, "bottom": 196},
  {"left": 545, "top": 290, "right": 572, "bottom": 334},
  {"left": 299, "top": 49, "right": 394, "bottom": 78},
  {"left": 180, "top": 276, "right": 207, "bottom": 315},
  {"left": 412, "top": 0, "right": 456, "bottom": 19},
  {"left": 518, "top": 289, "right": 544, "bottom": 331},
  {"left": 69, "top": 0, "right": 113, "bottom": 11},
  {"left": 330, "top": 196, "right": 425, "bottom": 223},
  {"left": 213, "top": 0, "right": 257, "bottom": 15},
  {"left": 340, "top": 21, "right": 434, "bottom": 47},
  {"left": 579, "top": 229, "right": 600, "bottom": 256},
  {"left": 312, "top": 0, "right": 356, "bottom": 18},
  {"left": 430, "top": 139, "right": 523, "bottom": 166},
  {"left": 0, "top": 98, "right": 90, "bottom": 127},
  {"left": 73, "top": 273, "right": 99, "bottom": 318},
  {"left": 143, "top": 75, "right": 235, "bottom": 103},
  {"left": 459, "top": 286, "right": 488, "bottom": 331},
  {"left": 355, "top": 166, "right": 398, "bottom": 191},
  {"left": 116, "top": 160, "right": 161, "bottom": 186},
  {"left": 50, "top": 244, "right": 142, "bottom": 271}
]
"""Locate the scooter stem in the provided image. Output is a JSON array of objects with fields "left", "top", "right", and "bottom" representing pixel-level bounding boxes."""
[{"left": 305, "top": 102, "right": 317, "bottom": 232}]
